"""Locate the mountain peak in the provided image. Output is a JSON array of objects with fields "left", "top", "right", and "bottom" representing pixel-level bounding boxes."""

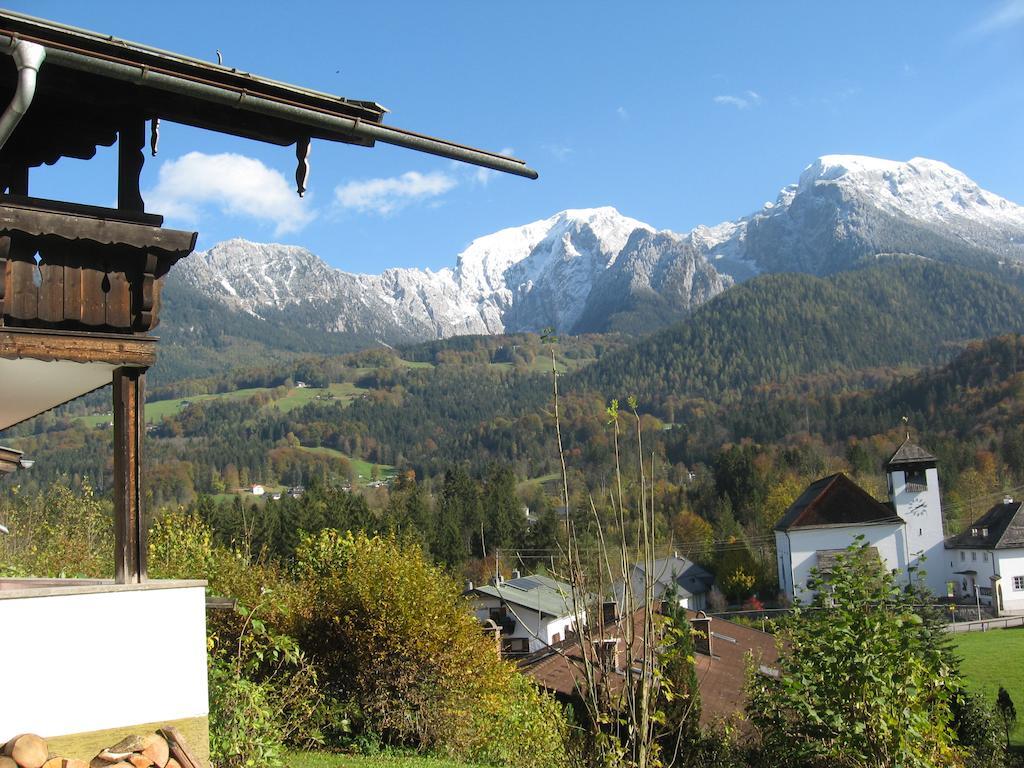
[{"left": 798, "top": 154, "right": 970, "bottom": 190}]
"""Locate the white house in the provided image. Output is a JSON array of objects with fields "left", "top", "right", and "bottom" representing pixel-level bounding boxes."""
[
  {"left": 775, "top": 472, "right": 909, "bottom": 602},
  {"left": 465, "top": 573, "right": 580, "bottom": 655},
  {"left": 945, "top": 497, "right": 1024, "bottom": 614},
  {"left": 616, "top": 554, "right": 715, "bottom": 611},
  {"left": 775, "top": 438, "right": 950, "bottom": 601}
]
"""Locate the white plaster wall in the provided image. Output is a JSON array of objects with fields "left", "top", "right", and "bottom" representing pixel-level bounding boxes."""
[
  {"left": 948, "top": 548, "right": 999, "bottom": 604},
  {"left": 890, "top": 467, "right": 948, "bottom": 595},
  {"left": 0, "top": 585, "right": 208, "bottom": 740},
  {"left": 786, "top": 523, "right": 907, "bottom": 603},
  {"left": 470, "top": 594, "right": 577, "bottom": 651},
  {"left": 543, "top": 614, "right": 576, "bottom": 645},
  {"left": 996, "top": 551, "right": 1024, "bottom": 611}
]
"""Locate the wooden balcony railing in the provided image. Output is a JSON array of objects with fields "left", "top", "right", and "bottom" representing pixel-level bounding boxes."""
[{"left": 0, "top": 196, "right": 196, "bottom": 334}]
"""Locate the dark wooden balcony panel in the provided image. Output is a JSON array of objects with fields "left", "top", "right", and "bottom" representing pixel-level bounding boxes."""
[{"left": 0, "top": 198, "right": 196, "bottom": 333}]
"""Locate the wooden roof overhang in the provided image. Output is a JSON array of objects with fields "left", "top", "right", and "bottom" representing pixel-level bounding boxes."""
[{"left": 0, "top": 10, "right": 537, "bottom": 181}]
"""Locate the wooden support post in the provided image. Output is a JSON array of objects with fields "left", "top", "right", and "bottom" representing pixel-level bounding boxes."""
[
  {"left": 118, "top": 116, "right": 147, "bottom": 213},
  {"left": 113, "top": 366, "right": 147, "bottom": 584},
  {"left": 3, "top": 165, "right": 28, "bottom": 195}
]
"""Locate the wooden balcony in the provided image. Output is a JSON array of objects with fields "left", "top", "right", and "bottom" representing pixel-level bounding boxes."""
[{"left": 0, "top": 195, "right": 197, "bottom": 334}]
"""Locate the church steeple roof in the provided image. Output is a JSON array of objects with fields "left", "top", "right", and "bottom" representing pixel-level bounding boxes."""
[{"left": 886, "top": 437, "right": 936, "bottom": 470}]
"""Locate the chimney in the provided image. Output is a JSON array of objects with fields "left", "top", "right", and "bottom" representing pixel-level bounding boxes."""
[
  {"left": 602, "top": 600, "right": 620, "bottom": 625},
  {"left": 511, "top": 569, "right": 521, "bottom": 580},
  {"left": 1005, "top": 496, "right": 1015, "bottom": 505},
  {"left": 691, "top": 611, "right": 713, "bottom": 657},
  {"left": 593, "top": 638, "right": 622, "bottom": 672},
  {"left": 465, "top": 580, "right": 474, "bottom": 593}
]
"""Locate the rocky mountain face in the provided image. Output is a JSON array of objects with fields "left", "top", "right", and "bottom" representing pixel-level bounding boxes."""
[
  {"left": 689, "top": 155, "right": 1024, "bottom": 280},
  {"left": 165, "top": 155, "right": 1024, "bottom": 348},
  {"left": 167, "top": 207, "right": 732, "bottom": 343}
]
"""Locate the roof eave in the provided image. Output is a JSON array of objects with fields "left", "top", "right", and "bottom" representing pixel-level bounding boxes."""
[
  {"left": 0, "top": 12, "right": 538, "bottom": 179},
  {"left": 778, "top": 517, "right": 905, "bottom": 533}
]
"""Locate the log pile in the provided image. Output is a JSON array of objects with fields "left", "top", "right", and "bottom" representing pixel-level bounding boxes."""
[{"left": 2, "top": 728, "right": 200, "bottom": 768}]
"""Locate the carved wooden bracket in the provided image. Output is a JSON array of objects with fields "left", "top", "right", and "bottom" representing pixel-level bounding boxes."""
[
  {"left": 150, "top": 117, "right": 160, "bottom": 157},
  {"left": 295, "top": 137, "right": 311, "bottom": 197}
]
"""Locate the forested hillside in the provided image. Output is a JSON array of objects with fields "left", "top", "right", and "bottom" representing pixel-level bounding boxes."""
[{"left": 576, "top": 259, "right": 1024, "bottom": 416}]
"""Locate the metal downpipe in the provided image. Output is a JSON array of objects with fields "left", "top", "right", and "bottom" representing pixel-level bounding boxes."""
[{"left": 0, "top": 39, "right": 45, "bottom": 152}]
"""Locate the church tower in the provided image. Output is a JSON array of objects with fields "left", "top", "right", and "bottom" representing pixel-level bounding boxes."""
[{"left": 887, "top": 437, "right": 947, "bottom": 595}]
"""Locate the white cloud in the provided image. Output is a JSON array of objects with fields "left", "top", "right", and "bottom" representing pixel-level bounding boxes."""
[
  {"left": 146, "top": 152, "right": 314, "bottom": 236},
  {"left": 334, "top": 171, "right": 457, "bottom": 214},
  {"left": 616, "top": 106, "right": 630, "bottom": 121},
  {"left": 969, "top": 0, "right": 1024, "bottom": 37},
  {"left": 713, "top": 90, "right": 763, "bottom": 110}
]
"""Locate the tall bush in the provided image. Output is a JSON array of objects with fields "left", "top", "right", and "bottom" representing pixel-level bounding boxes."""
[
  {"left": 746, "top": 539, "right": 963, "bottom": 767},
  {"left": 292, "top": 529, "right": 569, "bottom": 768}
]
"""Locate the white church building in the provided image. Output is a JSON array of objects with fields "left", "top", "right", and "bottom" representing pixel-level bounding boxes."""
[{"left": 775, "top": 438, "right": 949, "bottom": 602}]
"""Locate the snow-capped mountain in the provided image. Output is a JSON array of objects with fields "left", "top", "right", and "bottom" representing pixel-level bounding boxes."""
[
  {"left": 166, "top": 155, "right": 1024, "bottom": 348},
  {"left": 689, "top": 155, "right": 1024, "bottom": 279},
  {"left": 168, "top": 207, "right": 731, "bottom": 342}
]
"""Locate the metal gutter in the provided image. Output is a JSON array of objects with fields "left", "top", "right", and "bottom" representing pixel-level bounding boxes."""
[
  {"left": 0, "top": 38, "right": 44, "bottom": 151},
  {"left": 0, "top": 30, "right": 538, "bottom": 180}
]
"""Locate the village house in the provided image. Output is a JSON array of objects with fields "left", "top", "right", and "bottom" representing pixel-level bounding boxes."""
[
  {"left": 0, "top": 8, "right": 534, "bottom": 765},
  {"left": 946, "top": 497, "right": 1024, "bottom": 613},
  {"left": 616, "top": 552, "right": 715, "bottom": 611},
  {"left": 465, "top": 572, "right": 580, "bottom": 655},
  {"left": 775, "top": 438, "right": 949, "bottom": 601},
  {"left": 520, "top": 608, "right": 778, "bottom": 729}
]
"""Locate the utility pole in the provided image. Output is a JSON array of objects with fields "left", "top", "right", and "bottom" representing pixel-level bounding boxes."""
[{"left": 975, "top": 584, "right": 983, "bottom": 623}]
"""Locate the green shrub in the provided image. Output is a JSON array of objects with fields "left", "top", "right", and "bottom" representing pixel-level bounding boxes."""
[
  {"left": 292, "top": 530, "right": 569, "bottom": 767},
  {"left": 0, "top": 483, "right": 110, "bottom": 577},
  {"left": 208, "top": 656, "right": 284, "bottom": 768}
]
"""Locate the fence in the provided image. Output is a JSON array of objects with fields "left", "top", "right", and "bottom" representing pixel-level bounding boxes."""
[{"left": 946, "top": 614, "right": 1024, "bottom": 633}]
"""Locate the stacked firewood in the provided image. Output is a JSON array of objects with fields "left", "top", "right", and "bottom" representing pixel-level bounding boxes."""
[{"left": 1, "top": 729, "right": 199, "bottom": 768}]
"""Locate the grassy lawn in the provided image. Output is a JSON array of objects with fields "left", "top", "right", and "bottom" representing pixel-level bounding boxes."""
[
  {"left": 285, "top": 753, "right": 482, "bottom": 768},
  {"left": 953, "top": 625, "right": 1024, "bottom": 745}
]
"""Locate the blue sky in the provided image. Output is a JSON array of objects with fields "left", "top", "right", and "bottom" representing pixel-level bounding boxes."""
[{"left": 8, "top": 1, "right": 1024, "bottom": 273}]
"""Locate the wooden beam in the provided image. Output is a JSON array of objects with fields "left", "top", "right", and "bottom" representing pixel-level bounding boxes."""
[
  {"left": 0, "top": 327, "right": 157, "bottom": 366},
  {"left": 118, "top": 116, "right": 146, "bottom": 214},
  {"left": 113, "top": 367, "right": 146, "bottom": 584},
  {"left": 0, "top": 200, "right": 195, "bottom": 252}
]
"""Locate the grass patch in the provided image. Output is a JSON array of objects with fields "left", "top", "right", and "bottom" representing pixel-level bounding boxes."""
[
  {"left": 297, "top": 445, "right": 395, "bottom": 486},
  {"left": 78, "top": 387, "right": 275, "bottom": 426},
  {"left": 517, "top": 472, "right": 561, "bottom": 495},
  {"left": 953, "top": 625, "right": 1024, "bottom": 745},
  {"left": 285, "top": 752, "right": 483, "bottom": 768},
  {"left": 275, "top": 382, "right": 367, "bottom": 413}
]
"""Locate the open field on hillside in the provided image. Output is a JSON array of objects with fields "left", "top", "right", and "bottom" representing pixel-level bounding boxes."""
[
  {"left": 298, "top": 444, "right": 395, "bottom": 483},
  {"left": 275, "top": 382, "right": 368, "bottom": 412},
  {"left": 286, "top": 752, "right": 483, "bottom": 768},
  {"left": 78, "top": 381, "right": 373, "bottom": 427},
  {"left": 78, "top": 387, "right": 278, "bottom": 427},
  {"left": 953, "top": 626, "right": 1024, "bottom": 745}
]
